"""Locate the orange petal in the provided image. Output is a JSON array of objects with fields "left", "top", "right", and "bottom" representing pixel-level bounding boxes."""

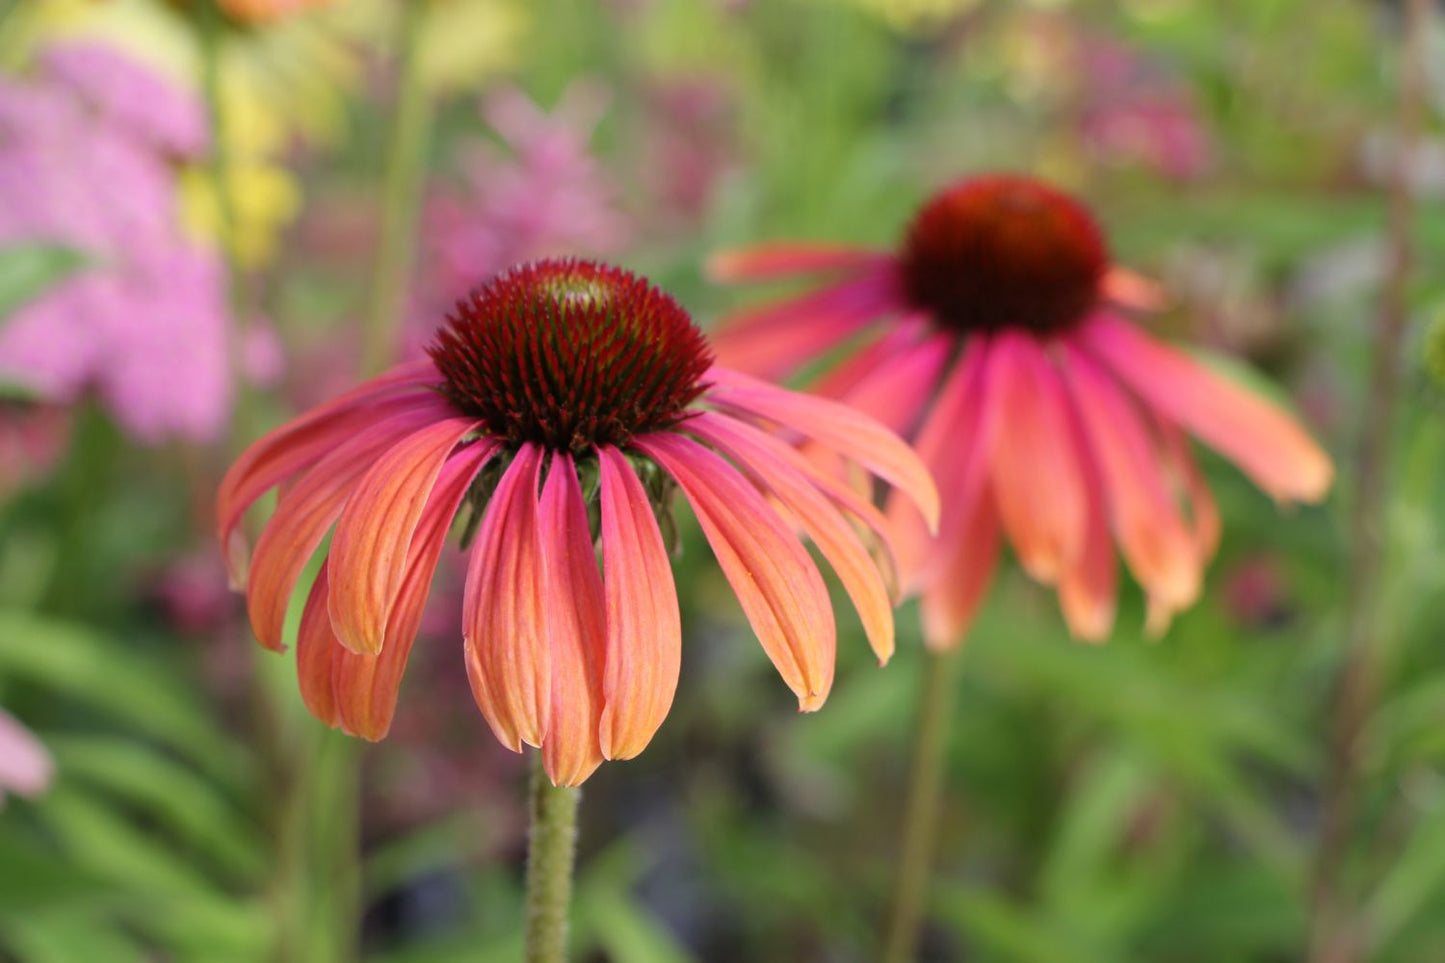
[
  {"left": 706, "top": 367, "right": 940, "bottom": 533},
  {"left": 1102, "top": 267, "right": 1170, "bottom": 312},
  {"left": 462, "top": 445, "right": 550, "bottom": 752},
  {"left": 1155, "top": 417, "right": 1221, "bottom": 562},
  {"left": 1057, "top": 413, "right": 1118, "bottom": 642},
  {"left": 1060, "top": 345, "right": 1200, "bottom": 613},
  {"left": 596, "top": 446, "right": 682, "bottom": 760},
  {"left": 636, "top": 432, "right": 836, "bottom": 711},
  {"left": 921, "top": 489, "right": 1000, "bottom": 651},
  {"left": 708, "top": 268, "right": 900, "bottom": 381},
  {"left": 691, "top": 412, "right": 899, "bottom": 665},
  {"left": 832, "top": 332, "right": 951, "bottom": 437},
  {"left": 327, "top": 417, "right": 479, "bottom": 655},
  {"left": 215, "top": 362, "right": 439, "bottom": 587},
  {"left": 1081, "top": 314, "right": 1332, "bottom": 503},
  {"left": 332, "top": 442, "right": 497, "bottom": 741},
  {"left": 296, "top": 561, "right": 343, "bottom": 727},
  {"left": 245, "top": 407, "right": 440, "bottom": 651},
  {"left": 706, "top": 243, "right": 892, "bottom": 282},
  {"left": 985, "top": 332, "right": 1088, "bottom": 584},
  {"left": 535, "top": 453, "right": 607, "bottom": 786}
]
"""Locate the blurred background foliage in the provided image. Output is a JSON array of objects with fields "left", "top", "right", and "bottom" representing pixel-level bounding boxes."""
[{"left": 0, "top": 0, "right": 1442, "bottom": 960}]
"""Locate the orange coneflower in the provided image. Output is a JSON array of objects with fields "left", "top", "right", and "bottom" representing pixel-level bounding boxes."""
[
  {"left": 217, "top": 258, "right": 936, "bottom": 786},
  {"left": 711, "top": 174, "right": 1333, "bottom": 647}
]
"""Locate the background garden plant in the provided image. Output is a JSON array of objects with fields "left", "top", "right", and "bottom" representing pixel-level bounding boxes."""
[{"left": 0, "top": 0, "right": 1441, "bottom": 961}]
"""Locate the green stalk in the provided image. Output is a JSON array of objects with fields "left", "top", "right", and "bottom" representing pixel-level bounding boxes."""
[
  {"left": 882, "top": 646, "right": 963, "bottom": 963},
  {"left": 361, "top": 0, "right": 435, "bottom": 377},
  {"left": 524, "top": 755, "right": 582, "bottom": 963}
]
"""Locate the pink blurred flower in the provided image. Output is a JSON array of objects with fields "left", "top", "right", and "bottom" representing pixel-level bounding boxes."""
[
  {"left": 415, "top": 84, "right": 629, "bottom": 342},
  {"left": 635, "top": 79, "right": 740, "bottom": 227},
  {"left": 1075, "top": 37, "right": 1212, "bottom": 181},
  {"left": 0, "top": 44, "right": 247, "bottom": 445},
  {"left": 0, "top": 708, "right": 52, "bottom": 807}
]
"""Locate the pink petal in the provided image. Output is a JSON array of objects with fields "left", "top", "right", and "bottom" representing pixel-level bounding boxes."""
[
  {"left": 831, "top": 332, "right": 952, "bottom": 438},
  {"left": 705, "top": 367, "right": 940, "bottom": 533},
  {"left": 1060, "top": 344, "right": 1201, "bottom": 614},
  {"left": 327, "top": 416, "right": 481, "bottom": 655},
  {"left": 537, "top": 452, "right": 606, "bottom": 786},
  {"left": 636, "top": 432, "right": 836, "bottom": 710},
  {"left": 803, "top": 323, "right": 925, "bottom": 401},
  {"left": 216, "top": 364, "right": 443, "bottom": 588},
  {"left": 1080, "top": 314, "right": 1332, "bottom": 503},
  {"left": 985, "top": 332, "right": 1089, "bottom": 584},
  {"left": 706, "top": 243, "right": 892, "bottom": 282},
  {"left": 463, "top": 444, "right": 550, "bottom": 751},
  {"left": 690, "top": 411, "right": 899, "bottom": 664},
  {"left": 245, "top": 406, "right": 443, "bottom": 652},
  {"left": 0, "top": 708, "right": 52, "bottom": 801},
  {"left": 708, "top": 267, "right": 902, "bottom": 381},
  {"left": 1156, "top": 416, "right": 1222, "bottom": 562},
  {"left": 332, "top": 442, "right": 497, "bottom": 740},
  {"left": 596, "top": 446, "right": 682, "bottom": 760}
]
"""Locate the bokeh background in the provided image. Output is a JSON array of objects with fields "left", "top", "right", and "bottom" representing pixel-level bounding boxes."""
[{"left": 0, "top": 0, "right": 1442, "bottom": 960}]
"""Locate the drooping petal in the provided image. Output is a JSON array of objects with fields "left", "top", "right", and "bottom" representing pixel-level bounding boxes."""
[
  {"left": 635, "top": 432, "right": 836, "bottom": 710},
  {"left": 245, "top": 406, "right": 443, "bottom": 651},
  {"left": 327, "top": 416, "right": 481, "bottom": 655},
  {"left": 536, "top": 452, "right": 606, "bottom": 787},
  {"left": 332, "top": 442, "right": 497, "bottom": 741},
  {"left": 705, "top": 367, "right": 940, "bottom": 533},
  {"left": 709, "top": 268, "right": 902, "bottom": 381},
  {"left": 1060, "top": 345, "right": 1200, "bottom": 613},
  {"left": 883, "top": 336, "right": 991, "bottom": 590},
  {"left": 1080, "top": 314, "right": 1333, "bottom": 503},
  {"left": 689, "top": 411, "right": 899, "bottom": 665},
  {"left": 921, "top": 490, "right": 999, "bottom": 650},
  {"left": 1155, "top": 417, "right": 1222, "bottom": 562},
  {"left": 706, "top": 243, "right": 892, "bottom": 282},
  {"left": 831, "top": 331, "right": 952, "bottom": 438},
  {"left": 985, "top": 332, "right": 1088, "bottom": 584},
  {"left": 296, "top": 560, "right": 342, "bottom": 727},
  {"left": 596, "top": 446, "right": 682, "bottom": 760},
  {"left": 463, "top": 444, "right": 550, "bottom": 751},
  {"left": 1057, "top": 408, "right": 1118, "bottom": 642},
  {"left": 215, "top": 361, "right": 440, "bottom": 586}
]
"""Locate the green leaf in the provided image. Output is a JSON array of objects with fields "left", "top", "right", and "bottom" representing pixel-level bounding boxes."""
[
  {"left": 1366, "top": 797, "right": 1445, "bottom": 953},
  {"left": 0, "top": 244, "right": 87, "bottom": 320},
  {"left": 0, "top": 832, "right": 122, "bottom": 915},
  {"left": 0, "top": 915, "right": 149, "bottom": 963},
  {"left": 0, "top": 611, "right": 252, "bottom": 788},
  {"left": 49, "top": 735, "right": 267, "bottom": 883}
]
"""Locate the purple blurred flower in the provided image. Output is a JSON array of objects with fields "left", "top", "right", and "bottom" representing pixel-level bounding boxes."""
[
  {"left": 415, "top": 84, "right": 629, "bottom": 340},
  {"left": 635, "top": 79, "right": 740, "bottom": 227},
  {"left": 0, "top": 708, "right": 52, "bottom": 807},
  {"left": 0, "top": 44, "right": 252, "bottom": 445}
]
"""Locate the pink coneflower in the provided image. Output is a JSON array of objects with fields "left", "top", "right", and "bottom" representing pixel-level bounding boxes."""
[
  {"left": 711, "top": 174, "right": 1333, "bottom": 648},
  {"left": 217, "top": 258, "right": 935, "bottom": 785}
]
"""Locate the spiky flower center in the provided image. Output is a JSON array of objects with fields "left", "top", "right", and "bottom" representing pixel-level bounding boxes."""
[
  {"left": 429, "top": 259, "right": 713, "bottom": 452},
  {"left": 899, "top": 175, "right": 1108, "bottom": 336}
]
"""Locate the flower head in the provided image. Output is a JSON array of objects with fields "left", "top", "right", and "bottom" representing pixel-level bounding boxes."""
[
  {"left": 710, "top": 174, "right": 1332, "bottom": 647},
  {"left": 218, "top": 258, "right": 936, "bottom": 785}
]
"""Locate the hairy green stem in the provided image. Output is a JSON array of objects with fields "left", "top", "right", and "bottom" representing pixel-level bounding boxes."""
[
  {"left": 361, "top": 0, "right": 435, "bottom": 377},
  {"left": 883, "top": 646, "right": 963, "bottom": 963},
  {"left": 525, "top": 755, "right": 581, "bottom": 963}
]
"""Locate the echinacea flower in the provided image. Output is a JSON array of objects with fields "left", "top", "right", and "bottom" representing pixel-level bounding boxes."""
[
  {"left": 710, "top": 174, "right": 1332, "bottom": 648},
  {"left": 217, "top": 258, "right": 936, "bottom": 785}
]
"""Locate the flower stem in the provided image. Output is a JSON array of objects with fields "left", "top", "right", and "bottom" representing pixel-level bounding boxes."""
[
  {"left": 361, "top": 0, "right": 434, "bottom": 378},
  {"left": 1309, "top": 1, "right": 1430, "bottom": 959},
  {"left": 883, "top": 645, "right": 962, "bottom": 963},
  {"left": 524, "top": 755, "right": 581, "bottom": 963}
]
